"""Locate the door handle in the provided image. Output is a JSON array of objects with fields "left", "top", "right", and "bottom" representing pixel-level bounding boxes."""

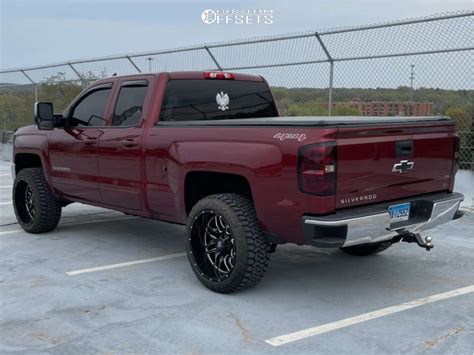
[
  {"left": 122, "top": 139, "right": 138, "bottom": 147},
  {"left": 84, "top": 137, "right": 97, "bottom": 145}
]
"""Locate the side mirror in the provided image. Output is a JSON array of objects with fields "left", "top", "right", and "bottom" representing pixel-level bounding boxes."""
[{"left": 34, "top": 102, "right": 55, "bottom": 130}]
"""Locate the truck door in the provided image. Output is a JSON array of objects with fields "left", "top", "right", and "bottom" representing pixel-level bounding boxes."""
[
  {"left": 48, "top": 83, "right": 114, "bottom": 203},
  {"left": 97, "top": 78, "right": 150, "bottom": 210}
]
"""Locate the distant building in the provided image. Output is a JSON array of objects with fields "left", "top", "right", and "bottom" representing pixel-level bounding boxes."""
[{"left": 329, "top": 101, "right": 433, "bottom": 116}]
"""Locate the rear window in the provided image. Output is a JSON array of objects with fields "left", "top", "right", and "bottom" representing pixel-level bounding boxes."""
[
  {"left": 159, "top": 79, "right": 277, "bottom": 122},
  {"left": 112, "top": 81, "right": 148, "bottom": 127}
]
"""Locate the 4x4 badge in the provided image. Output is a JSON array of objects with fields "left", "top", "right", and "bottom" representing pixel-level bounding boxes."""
[{"left": 392, "top": 160, "right": 414, "bottom": 173}]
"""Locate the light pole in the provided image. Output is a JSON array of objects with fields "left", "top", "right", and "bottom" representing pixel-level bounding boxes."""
[
  {"left": 147, "top": 57, "right": 153, "bottom": 72},
  {"left": 409, "top": 64, "right": 415, "bottom": 102}
]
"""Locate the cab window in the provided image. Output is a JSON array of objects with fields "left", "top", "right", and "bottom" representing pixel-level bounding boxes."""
[
  {"left": 112, "top": 80, "right": 148, "bottom": 127},
  {"left": 69, "top": 86, "right": 111, "bottom": 127}
]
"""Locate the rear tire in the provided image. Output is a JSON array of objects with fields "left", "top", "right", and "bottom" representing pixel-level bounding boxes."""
[
  {"left": 186, "top": 193, "right": 270, "bottom": 293},
  {"left": 13, "top": 168, "right": 62, "bottom": 233},
  {"left": 340, "top": 242, "right": 392, "bottom": 256}
]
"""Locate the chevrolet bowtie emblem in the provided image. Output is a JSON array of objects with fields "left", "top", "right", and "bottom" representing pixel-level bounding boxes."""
[{"left": 392, "top": 160, "right": 414, "bottom": 173}]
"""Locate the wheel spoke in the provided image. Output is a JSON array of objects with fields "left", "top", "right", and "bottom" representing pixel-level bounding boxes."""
[
  {"left": 205, "top": 246, "right": 218, "bottom": 253},
  {"left": 216, "top": 254, "right": 225, "bottom": 273},
  {"left": 204, "top": 226, "right": 219, "bottom": 239},
  {"left": 218, "top": 216, "right": 228, "bottom": 233},
  {"left": 222, "top": 255, "right": 231, "bottom": 272},
  {"left": 213, "top": 252, "right": 223, "bottom": 276},
  {"left": 23, "top": 185, "right": 35, "bottom": 219},
  {"left": 204, "top": 240, "right": 217, "bottom": 248}
]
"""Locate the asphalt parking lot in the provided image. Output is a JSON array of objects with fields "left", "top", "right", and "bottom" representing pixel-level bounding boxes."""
[{"left": 1, "top": 160, "right": 473, "bottom": 354}]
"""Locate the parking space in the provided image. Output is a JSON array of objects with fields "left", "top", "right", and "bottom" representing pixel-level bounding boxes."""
[{"left": 1, "top": 160, "right": 473, "bottom": 354}]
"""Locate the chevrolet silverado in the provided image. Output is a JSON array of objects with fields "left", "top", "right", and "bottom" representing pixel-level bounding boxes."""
[{"left": 12, "top": 71, "right": 463, "bottom": 292}]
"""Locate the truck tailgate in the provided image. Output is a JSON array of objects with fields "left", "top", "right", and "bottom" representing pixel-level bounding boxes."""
[{"left": 335, "top": 121, "right": 455, "bottom": 209}]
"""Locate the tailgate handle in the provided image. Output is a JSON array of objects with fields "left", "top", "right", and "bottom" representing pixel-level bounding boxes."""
[{"left": 395, "top": 140, "right": 413, "bottom": 157}]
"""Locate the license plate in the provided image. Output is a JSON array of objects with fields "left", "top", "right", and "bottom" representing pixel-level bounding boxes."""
[{"left": 388, "top": 203, "right": 411, "bottom": 223}]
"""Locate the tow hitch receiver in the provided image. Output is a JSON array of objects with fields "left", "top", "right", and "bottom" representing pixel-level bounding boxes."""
[{"left": 400, "top": 232, "right": 433, "bottom": 251}]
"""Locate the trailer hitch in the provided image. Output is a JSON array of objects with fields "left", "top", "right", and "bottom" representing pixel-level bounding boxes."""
[{"left": 398, "top": 232, "right": 433, "bottom": 251}]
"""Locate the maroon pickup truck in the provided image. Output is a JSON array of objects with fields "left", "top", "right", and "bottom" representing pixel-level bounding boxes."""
[{"left": 12, "top": 71, "right": 463, "bottom": 293}]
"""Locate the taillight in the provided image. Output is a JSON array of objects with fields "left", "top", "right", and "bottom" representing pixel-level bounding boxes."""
[
  {"left": 204, "top": 72, "right": 235, "bottom": 80},
  {"left": 298, "top": 142, "right": 337, "bottom": 196}
]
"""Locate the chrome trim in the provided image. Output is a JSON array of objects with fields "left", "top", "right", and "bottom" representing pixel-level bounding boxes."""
[
  {"left": 410, "top": 197, "right": 463, "bottom": 234},
  {"left": 303, "top": 194, "right": 464, "bottom": 247}
]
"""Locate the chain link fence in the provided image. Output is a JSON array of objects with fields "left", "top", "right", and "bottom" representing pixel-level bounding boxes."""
[{"left": 0, "top": 11, "right": 472, "bottom": 168}]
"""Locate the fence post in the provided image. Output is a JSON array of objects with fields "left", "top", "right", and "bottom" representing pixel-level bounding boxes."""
[
  {"left": 328, "top": 62, "right": 334, "bottom": 116},
  {"left": 127, "top": 56, "right": 142, "bottom": 73},
  {"left": 20, "top": 70, "right": 38, "bottom": 102},
  {"left": 203, "top": 45, "right": 222, "bottom": 71},
  {"left": 68, "top": 63, "right": 86, "bottom": 89},
  {"left": 314, "top": 32, "right": 334, "bottom": 116}
]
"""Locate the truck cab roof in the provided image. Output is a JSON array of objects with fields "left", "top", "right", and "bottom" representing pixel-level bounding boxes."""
[{"left": 90, "top": 71, "right": 264, "bottom": 87}]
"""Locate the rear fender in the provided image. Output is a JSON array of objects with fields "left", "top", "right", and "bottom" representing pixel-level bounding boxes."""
[{"left": 172, "top": 141, "right": 283, "bottom": 221}]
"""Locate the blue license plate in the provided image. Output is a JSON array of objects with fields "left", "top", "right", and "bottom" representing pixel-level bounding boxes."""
[{"left": 388, "top": 203, "right": 411, "bottom": 223}]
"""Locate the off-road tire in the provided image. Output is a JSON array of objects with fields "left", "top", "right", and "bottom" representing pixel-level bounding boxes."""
[
  {"left": 340, "top": 241, "right": 392, "bottom": 256},
  {"left": 13, "top": 168, "right": 62, "bottom": 233},
  {"left": 186, "top": 193, "right": 270, "bottom": 293}
]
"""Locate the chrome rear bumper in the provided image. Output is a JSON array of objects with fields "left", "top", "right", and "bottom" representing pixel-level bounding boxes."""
[{"left": 301, "top": 192, "right": 464, "bottom": 248}]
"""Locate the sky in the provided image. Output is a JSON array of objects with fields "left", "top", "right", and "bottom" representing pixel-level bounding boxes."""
[{"left": 0, "top": 0, "right": 472, "bottom": 70}]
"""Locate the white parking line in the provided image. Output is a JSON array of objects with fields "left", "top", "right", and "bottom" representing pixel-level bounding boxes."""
[
  {"left": 0, "top": 201, "right": 12, "bottom": 205},
  {"left": 266, "top": 285, "right": 474, "bottom": 347},
  {"left": 0, "top": 186, "right": 12, "bottom": 188},
  {"left": 0, "top": 230, "right": 20, "bottom": 236},
  {"left": 66, "top": 252, "right": 186, "bottom": 276},
  {"left": 0, "top": 216, "right": 138, "bottom": 235}
]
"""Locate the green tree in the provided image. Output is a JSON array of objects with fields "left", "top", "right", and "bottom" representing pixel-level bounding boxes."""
[
  {"left": 0, "top": 94, "right": 35, "bottom": 130},
  {"left": 0, "top": 71, "right": 105, "bottom": 131},
  {"left": 445, "top": 106, "right": 473, "bottom": 169},
  {"left": 39, "top": 72, "right": 84, "bottom": 112},
  {"left": 286, "top": 101, "right": 327, "bottom": 116},
  {"left": 445, "top": 107, "right": 471, "bottom": 132},
  {"left": 332, "top": 104, "right": 360, "bottom": 116}
]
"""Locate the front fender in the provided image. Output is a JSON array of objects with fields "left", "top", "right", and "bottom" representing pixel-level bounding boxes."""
[{"left": 13, "top": 126, "right": 54, "bottom": 191}]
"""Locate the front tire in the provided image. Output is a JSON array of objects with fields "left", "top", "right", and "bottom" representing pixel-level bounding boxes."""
[
  {"left": 13, "top": 168, "right": 62, "bottom": 233},
  {"left": 340, "top": 241, "right": 392, "bottom": 256},
  {"left": 186, "top": 193, "right": 270, "bottom": 293}
]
